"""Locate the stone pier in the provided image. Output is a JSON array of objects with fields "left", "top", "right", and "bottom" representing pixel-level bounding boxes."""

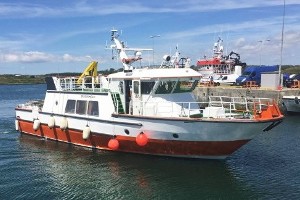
[{"left": 193, "top": 86, "right": 300, "bottom": 112}]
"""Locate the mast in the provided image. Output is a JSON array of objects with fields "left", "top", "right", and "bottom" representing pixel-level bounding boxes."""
[
  {"left": 278, "top": 0, "right": 285, "bottom": 89},
  {"left": 213, "top": 37, "right": 224, "bottom": 59},
  {"left": 111, "top": 30, "right": 134, "bottom": 71},
  {"left": 110, "top": 30, "right": 152, "bottom": 72}
]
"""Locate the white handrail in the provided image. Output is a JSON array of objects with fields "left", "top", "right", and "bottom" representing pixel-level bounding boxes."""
[{"left": 119, "top": 96, "right": 274, "bottom": 119}]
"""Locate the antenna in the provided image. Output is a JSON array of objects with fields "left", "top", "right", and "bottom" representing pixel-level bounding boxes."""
[{"left": 226, "top": 27, "right": 229, "bottom": 56}]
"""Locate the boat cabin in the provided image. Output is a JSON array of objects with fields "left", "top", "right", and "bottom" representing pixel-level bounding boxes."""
[
  {"left": 107, "top": 68, "right": 201, "bottom": 116},
  {"left": 43, "top": 67, "right": 201, "bottom": 119}
]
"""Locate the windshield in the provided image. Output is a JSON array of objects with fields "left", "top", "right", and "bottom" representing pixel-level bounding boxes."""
[
  {"left": 242, "top": 71, "right": 252, "bottom": 76},
  {"left": 141, "top": 81, "right": 155, "bottom": 94},
  {"left": 155, "top": 80, "right": 198, "bottom": 94}
]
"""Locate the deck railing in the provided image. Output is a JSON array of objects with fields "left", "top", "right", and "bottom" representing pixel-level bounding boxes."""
[
  {"left": 58, "top": 76, "right": 108, "bottom": 92},
  {"left": 115, "top": 96, "right": 275, "bottom": 119}
]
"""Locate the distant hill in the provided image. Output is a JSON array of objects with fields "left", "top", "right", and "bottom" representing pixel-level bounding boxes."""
[
  {"left": 281, "top": 65, "right": 300, "bottom": 74},
  {"left": 0, "top": 65, "right": 299, "bottom": 85},
  {"left": 0, "top": 68, "right": 123, "bottom": 85},
  {"left": 0, "top": 75, "right": 45, "bottom": 85}
]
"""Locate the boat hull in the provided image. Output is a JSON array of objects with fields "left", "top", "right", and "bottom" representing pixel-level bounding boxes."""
[
  {"left": 15, "top": 111, "right": 282, "bottom": 159},
  {"left": 282, "top": 96, "right": 300, "bottom": 113}
]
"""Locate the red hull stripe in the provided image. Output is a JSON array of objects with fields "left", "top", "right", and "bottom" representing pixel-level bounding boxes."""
[{"left": 17, "top": 120, "right": 250, "bottom": 158}]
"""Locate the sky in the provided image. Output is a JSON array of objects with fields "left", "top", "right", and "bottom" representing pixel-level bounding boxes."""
[{"left": 0, "top": 0, "right": 300, "bottom": 75}]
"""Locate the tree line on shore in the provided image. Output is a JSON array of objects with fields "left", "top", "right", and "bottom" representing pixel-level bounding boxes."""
[{"left": 1, "top": 65, "right": 300, "bottom": 85}]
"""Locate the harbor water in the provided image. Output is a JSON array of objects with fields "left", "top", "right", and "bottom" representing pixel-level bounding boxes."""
[{"left": 1, "top": 84, "right": 300, "bottom": 200}]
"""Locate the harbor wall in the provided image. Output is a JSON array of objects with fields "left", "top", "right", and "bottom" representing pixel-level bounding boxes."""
[{"left": 193, "top": 86, "right": 300, "bottom": 111}]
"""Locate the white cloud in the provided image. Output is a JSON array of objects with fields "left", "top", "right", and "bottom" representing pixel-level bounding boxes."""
[
  {"left": 166, "top": 16, "right": 288, "bottom": 41},
  {"left": 1, "top": 51, "right": 53, "bottom": 63},
  {"left": 62, "top": 54, "right": 93, "bottom": 62},
  {"left": 234, "top": 38, "right": 246, "bottom": 47},
  {"left": 0, "top": 51, "right": 93, "bottom": 63}
]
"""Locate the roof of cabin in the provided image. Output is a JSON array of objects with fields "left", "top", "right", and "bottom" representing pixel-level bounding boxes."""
[{"left": 107, "top": 67, "right": 202, "bottom": 80}]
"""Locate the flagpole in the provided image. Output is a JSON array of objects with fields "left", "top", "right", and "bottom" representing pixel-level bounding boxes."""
[{"left": 278, "top": 0, "right": 285, "bottom": 90}]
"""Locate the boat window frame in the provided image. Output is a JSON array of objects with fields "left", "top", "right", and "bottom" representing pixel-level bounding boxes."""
[
  {"left": 173, "top": 80, "right": 198, "bottom": 93},
  {"left": 155, "top": 79, "right": 198, "bottom": 94},
  {"left": 65, "top": 99, "right": 99, "bottom": 116},
  {"left": 155, "top": 80, "right": 177, "bottom": 94},
  {"left": 65, "top": 100, "right": 76, "bottom": 114},
  {"left": 141, "top": 81, "right": 155, "bottom": 94},
  {"left": 133, "top": 81, "right": 139, "bottom": 94},
  {"left": 87, "top": 101, "right": 99, "bottom": 116},
  {"left": 76, "top": 100, "right": 87, "bottom": 115}
]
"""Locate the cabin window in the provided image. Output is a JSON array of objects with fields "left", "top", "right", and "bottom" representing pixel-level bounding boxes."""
[
  {"left": 118, "top": 81, "right": 124, "bottom": 94},
  {"left": 76, "top": 100, "right": 87, "bottom": 115},
  {"left": 173, "top": 80, "right": 198, "bottom": 93},
  {"left": 141, "top": 81, "right": 155, "bottom": 94},
  {"left": 65, "top": 100, "right": 76, "bottom": 113},
  {"left": 133, "top": 81, "right": 139, "bottom": 94},
  {"left": 65, "top": 99, "right": 99, "bottom": 116},
  {"left": 156, "top": 81, "right": 176, "bottom": 94},
  {"left": 87, "top": 101, "right": 99, "bottom": 116}
]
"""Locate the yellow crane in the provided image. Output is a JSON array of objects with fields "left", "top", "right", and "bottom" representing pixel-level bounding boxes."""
[{"left": 77, "top": 61, "right": 98, "bottom": 84}]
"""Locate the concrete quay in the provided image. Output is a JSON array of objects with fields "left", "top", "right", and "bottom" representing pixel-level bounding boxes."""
[{"left": 193, "top": 86, "right": 300, "bottom": 112}]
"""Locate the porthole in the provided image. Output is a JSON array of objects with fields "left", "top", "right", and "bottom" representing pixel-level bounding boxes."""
[
  {"left": 124, "top": 129, "right": 130, "bottom": 135},
  {"left": 173, "top": 133, "right": 179, "bottom": 138}
]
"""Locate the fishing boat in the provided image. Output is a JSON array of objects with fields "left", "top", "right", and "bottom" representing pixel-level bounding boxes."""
[
  {"left": 15, "top": 30, "right": 284, "bottom": 159},
  {"left": 196, "top": 37, "right": 246, "bottom": 82},
  {"left": 282, "top": 96, "right": 300, "bottom": 113}
]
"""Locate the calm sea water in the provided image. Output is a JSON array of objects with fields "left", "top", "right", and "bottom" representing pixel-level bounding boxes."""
[{"left": 0, "top": 84, "right": 300, "bottom": 200}]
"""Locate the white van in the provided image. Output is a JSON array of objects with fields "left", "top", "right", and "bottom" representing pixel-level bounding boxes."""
[{"left": 214, "top": 74, "right": 239, "bottom": 86}]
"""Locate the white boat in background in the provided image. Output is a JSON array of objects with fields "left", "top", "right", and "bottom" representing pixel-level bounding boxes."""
[
  {"left": 282, "top": 96, "right": 300, "bottom": 113},
  {"left": 15, "top": 30, "right": 284, "bottom": 159}
]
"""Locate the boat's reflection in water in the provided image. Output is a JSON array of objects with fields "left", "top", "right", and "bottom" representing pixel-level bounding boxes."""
[{"left": 18, "top": 134, "right": 255, "bottom": 199}]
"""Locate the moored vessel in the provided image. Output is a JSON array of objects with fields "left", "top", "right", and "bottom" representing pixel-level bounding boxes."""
[
  {"left": 15, "top": 30, "right": 284, "bottom": 159},
  {"left": 282, "top": 96, "right": 300, "bottom": 113},
  {"left": 196, "top": 37, "right": 246, "bottom": 83}
]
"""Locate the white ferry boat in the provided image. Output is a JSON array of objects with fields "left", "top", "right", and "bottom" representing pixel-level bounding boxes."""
[{"left": 15, "top": 30, "right": 284, "bottom": 159}]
